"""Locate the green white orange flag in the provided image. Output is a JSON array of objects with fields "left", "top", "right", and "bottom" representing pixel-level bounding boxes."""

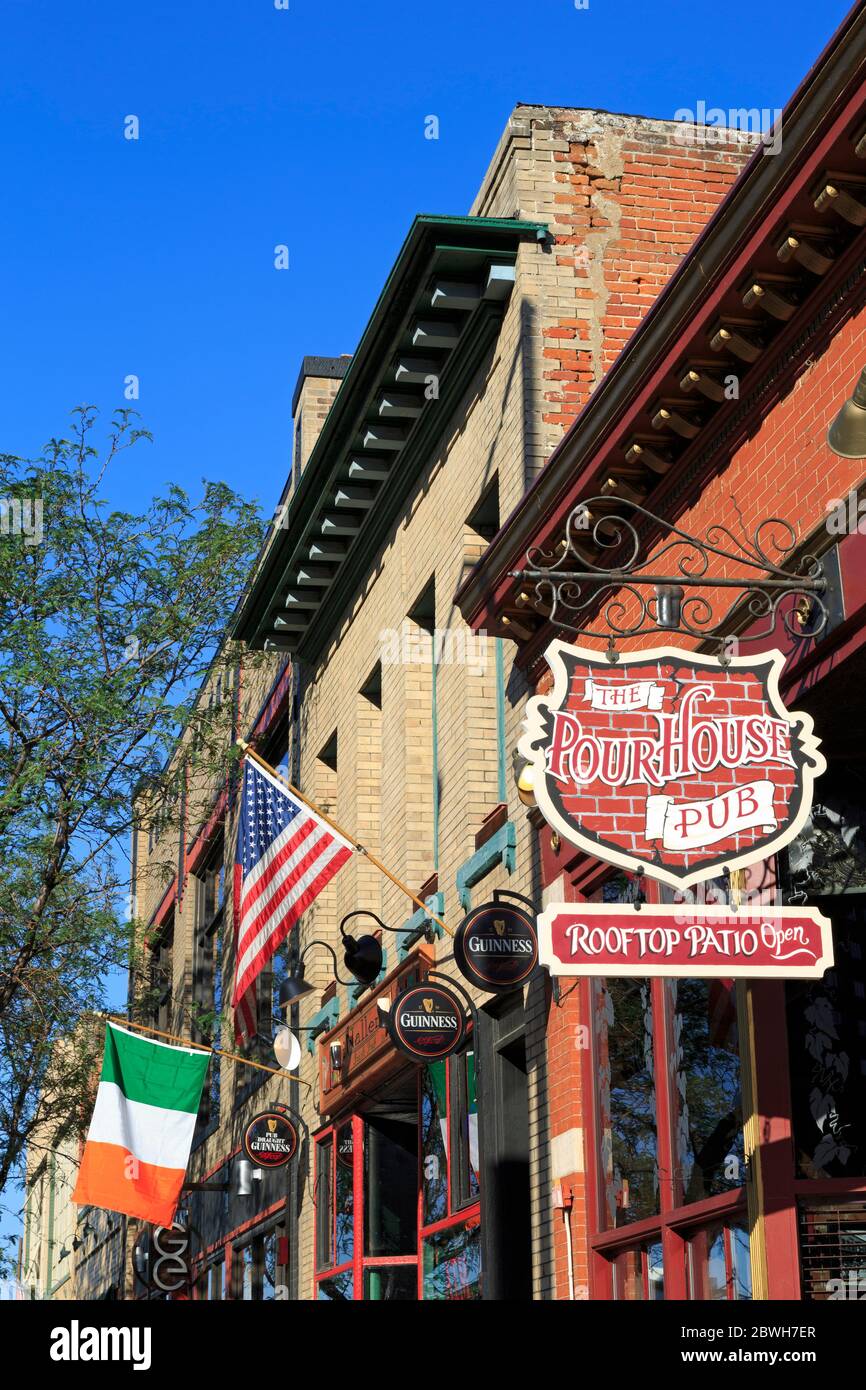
[{"left": 72, "top": 1022, "right": 209, "bottom": 1227}]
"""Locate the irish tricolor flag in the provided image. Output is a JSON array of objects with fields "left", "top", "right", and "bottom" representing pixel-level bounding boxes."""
[{"left": 73, "top": 1023, "right": 209, "bottom": 1227}]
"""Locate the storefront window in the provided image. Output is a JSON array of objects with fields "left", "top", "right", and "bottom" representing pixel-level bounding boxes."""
[
  {"left": 595, "top": 977, "right": 659, "bottom": 1227},
  {"left": 364, "top": 1113, "right": 417, "bottom": 1257},
  {"left": 452, "top": 1051, "right": 480, "bottom": 1209},
  {"left": 667, "top": 978, "right": 744, "bottom": 1203},
  {"left": 363, "top": 1266, "right": 417, "bottom": 1300},
  {"left": 335, "top": 1123, "right": 354, "bottom": 1266},
  {"left": 687, "top": 1220, "right": 752, "bottom": 1300},
  {"left": 612, "top": 1241, "right": 664, "bottom": 1300},
  {"left": 239, "top": 1243, "right": 254, "bottom": 1301},
  {"left": 588, "top": 876, "right": 749, "bottom": 1298},
  {"left": 262, "top": 1229, "right": 279, "bottom": 1300},
  {"left": 317, "top": 1269, "right": 353, "bottom": 1301},
  {"left": 421, "top": 1064, "right": 449, "bottom": 1226},
  {"left": 315, "top": 1052, "right": 481, "bottom": 1301},
  {"left": 233, "top": 1227, "right": 284, "bottom": 1300},
  {"left": 207, "top": 1257, "right": 226, "bottom": 1301},
  {"left": 422, "top": 1219, "right": 482, "bottom": 1300},
  {"left": 787, "top": 899, "right": 866, "bottom": 1180},
  {"left": 316, "top": 1136, "right": 333, "bottom": 1271}
]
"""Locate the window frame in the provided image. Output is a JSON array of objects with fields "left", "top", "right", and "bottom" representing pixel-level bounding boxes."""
[
  {"left": 230, "top": 1219, "right": 286, "bottom": 1301},
  {"left": 580, "top": 874, "right": 749, "bottom": 1301},
  {"left": 313, "top": 1053, "right": 481, "bottom": 1301}
]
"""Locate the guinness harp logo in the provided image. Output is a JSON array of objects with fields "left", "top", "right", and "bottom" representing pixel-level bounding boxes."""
[
  {"left": 389, "top": 982, "right": 466, "bottom": 1062},
  {"left": 455, "top": 901, "right": 539, "bottom": 994},
  {"left": 267, "top": 1118, "right": 277, "bottom": 1133}
]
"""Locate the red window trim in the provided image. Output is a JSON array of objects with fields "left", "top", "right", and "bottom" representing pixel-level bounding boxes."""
[
  {"left": 314, "top": 1058, "right": 481, "bottom": 1301},
  {"left": 579, "top": 876, "right": 752, "bottom": 1300}
]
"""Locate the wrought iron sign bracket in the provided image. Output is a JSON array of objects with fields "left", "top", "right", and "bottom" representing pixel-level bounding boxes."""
[{"left": 510, "top": 497, "right": 828, "bottom": 663}]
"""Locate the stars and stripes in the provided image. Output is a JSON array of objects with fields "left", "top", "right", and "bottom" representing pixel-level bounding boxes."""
[{"left": 232, "top": 758, "right": 353, "bottom": 1042}]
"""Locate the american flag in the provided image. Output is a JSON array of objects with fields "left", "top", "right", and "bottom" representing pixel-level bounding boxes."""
[{"left": 232, "top": 758, "right": 353, "bottom": 1042}]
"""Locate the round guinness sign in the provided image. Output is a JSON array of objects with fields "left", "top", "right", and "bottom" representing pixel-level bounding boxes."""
[
  {"left": 454, "top": 901, "right": 539, "bottom": 993},
  {"left": 388, "top": 981, "right": 466, "bottom": 1062},
  {"left": 242, "top": 1107, "right": 299, "bottom": 1168}
]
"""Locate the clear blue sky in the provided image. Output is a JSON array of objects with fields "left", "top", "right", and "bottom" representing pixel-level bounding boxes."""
[
  {"left": 0, "top": 0, "right": 854, "bottom": 521},
  {"left": 0, "top": 0, "right": 854, "bottom": 1269}
]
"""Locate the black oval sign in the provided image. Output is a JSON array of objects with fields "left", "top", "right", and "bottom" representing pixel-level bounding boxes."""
[
  {"left": 389, "top": 982, "right": 466, "bottom": 1062},
  {"left": 242, "top": 1108, "right": 299, "bottom": 1168},
  {"left": 454, "top": 901, "right": 539, "bottom": 993}
]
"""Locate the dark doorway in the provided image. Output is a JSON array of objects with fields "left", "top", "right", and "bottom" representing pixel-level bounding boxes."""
[{"left": 479, "top": 991, "right": 533, "bottom": 1299}]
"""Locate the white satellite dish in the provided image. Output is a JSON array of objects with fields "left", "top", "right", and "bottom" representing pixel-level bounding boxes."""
[{"left": 273, "top": 1027, "right": 302, "bottom": 1072}]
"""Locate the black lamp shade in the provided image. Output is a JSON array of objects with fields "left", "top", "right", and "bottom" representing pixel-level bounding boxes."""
[
  {"left": 278, "top": 974, "right": 315, "bottom": 1008},
  {"left": 343, "top": 934, "right": 383, "bottom": 986},
  {"left": 829, "top": 368, "right": 866, "bottom": 458}
]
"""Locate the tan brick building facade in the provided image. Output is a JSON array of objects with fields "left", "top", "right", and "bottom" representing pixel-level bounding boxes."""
[
  {"left": 33, "top": 104, "right": 749, "bottom": 1303},
  {"left": 227, "top": 106, "right": 748, "bottom": 1301}
]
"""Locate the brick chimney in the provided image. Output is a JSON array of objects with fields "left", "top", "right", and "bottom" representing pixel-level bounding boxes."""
[{"left": 290, "top": 355, "right": 352, "bottom": 489}]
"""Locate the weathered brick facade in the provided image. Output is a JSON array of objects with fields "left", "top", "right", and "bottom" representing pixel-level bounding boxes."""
[
  {"left": 472, "top": 106, "right": 748, "bottom": 480},
  {"left": 116, "top": 104, "right": 749, "bottom": 1303},
  {"left": 458, "top": 13, "right": 866, "bottom": 1301}
]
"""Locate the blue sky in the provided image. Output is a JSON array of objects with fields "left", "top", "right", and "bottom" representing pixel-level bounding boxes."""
[
  {"left": 0, "top": 0, "right": 854, "bottom": 1268},
  {"left": 0, "top": 0, "right": 853, "bottom": 522}
]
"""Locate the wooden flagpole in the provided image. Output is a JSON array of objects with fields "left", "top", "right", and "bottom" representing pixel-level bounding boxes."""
[
  {"left": 236, "top": 738, "right": 454, "bottom": 937},
  {"left": 107, "top": 1015, "right": 312, "bottom": 1088}
]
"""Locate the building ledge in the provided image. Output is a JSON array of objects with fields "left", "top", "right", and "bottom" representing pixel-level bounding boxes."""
[
  {"left": 398, "top": 892, "right": 446, "bottom": 961},
  {"left": 232, "top": 215, "right": 546, "bottom": 659},
  {"left": 305, "top": 997, "right": 341, "bottom": 1055},
  {"left": 456, "top": 822, "right": 517, "bottom": 911}
]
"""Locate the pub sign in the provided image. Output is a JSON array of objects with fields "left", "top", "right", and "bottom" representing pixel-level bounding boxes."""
[
  {"left": 454, "top": 900, "right": 539, "bottom": 993},
  {"left": 387, "top": 982, "right": 466, "bottom": 1062},
  {"left": 242, "top": 1106, "right": 299, "bottom": 1168},
  {"left": 519, "top": 642, "right": 826, "bottom": 889},
  {"left": 538, "top": 902, "right": 834, "bottom": 979}
]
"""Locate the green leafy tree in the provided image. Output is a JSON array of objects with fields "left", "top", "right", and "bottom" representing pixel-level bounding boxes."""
[{"left": 0, "top": 406, "right": 266, "bottom": 1196}]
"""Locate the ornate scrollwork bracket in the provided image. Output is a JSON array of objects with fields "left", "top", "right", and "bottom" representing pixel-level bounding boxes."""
[{"left": 510, "top": 497, "right": 827, "bottom": 664}]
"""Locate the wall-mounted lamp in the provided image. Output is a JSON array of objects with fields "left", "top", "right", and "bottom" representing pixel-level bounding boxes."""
[
  {"left": 277, "top": 940, "right": 348, "bottom": 1006},
  {"left": 829, "top": 367, "right": 866, "bottom": 458},
  {"left": 512, "top": 748, "right": 536, "bottom": 807},
  {"left": 235, "top": 1158, "right": 263, "bottom": 1197},
  {"left": 273, "top": 1026, "right": 302, "bottom": 1071},
  {"left": 277, "top": 912, "right": 402, "bottom": 1009}
]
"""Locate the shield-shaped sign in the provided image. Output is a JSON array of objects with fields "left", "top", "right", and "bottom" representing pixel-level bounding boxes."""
[{"left": 519, "top": 641, "right": 826, "bottom": 889}]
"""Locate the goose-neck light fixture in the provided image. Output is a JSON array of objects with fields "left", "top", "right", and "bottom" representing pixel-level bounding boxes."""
[
  {"left": 278, "top": 911, "right": 404, "bottom": 1008},
  {"left": 829, "top": 367, "right": 866, "bottom": 458}
]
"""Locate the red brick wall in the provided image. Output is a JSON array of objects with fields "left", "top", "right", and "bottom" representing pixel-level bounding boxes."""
[
  {"left": 544, "top": 123, "right": 749, "bottom": 431},
  {"left": 545, "top": 940, "right": 591, "bottom": 1300},
  {"left": 656, "top": 298, "right": 866, "bottom": 591},
  {"left": 537, "top": 239, "right": 866, "bottom": 1301}
]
